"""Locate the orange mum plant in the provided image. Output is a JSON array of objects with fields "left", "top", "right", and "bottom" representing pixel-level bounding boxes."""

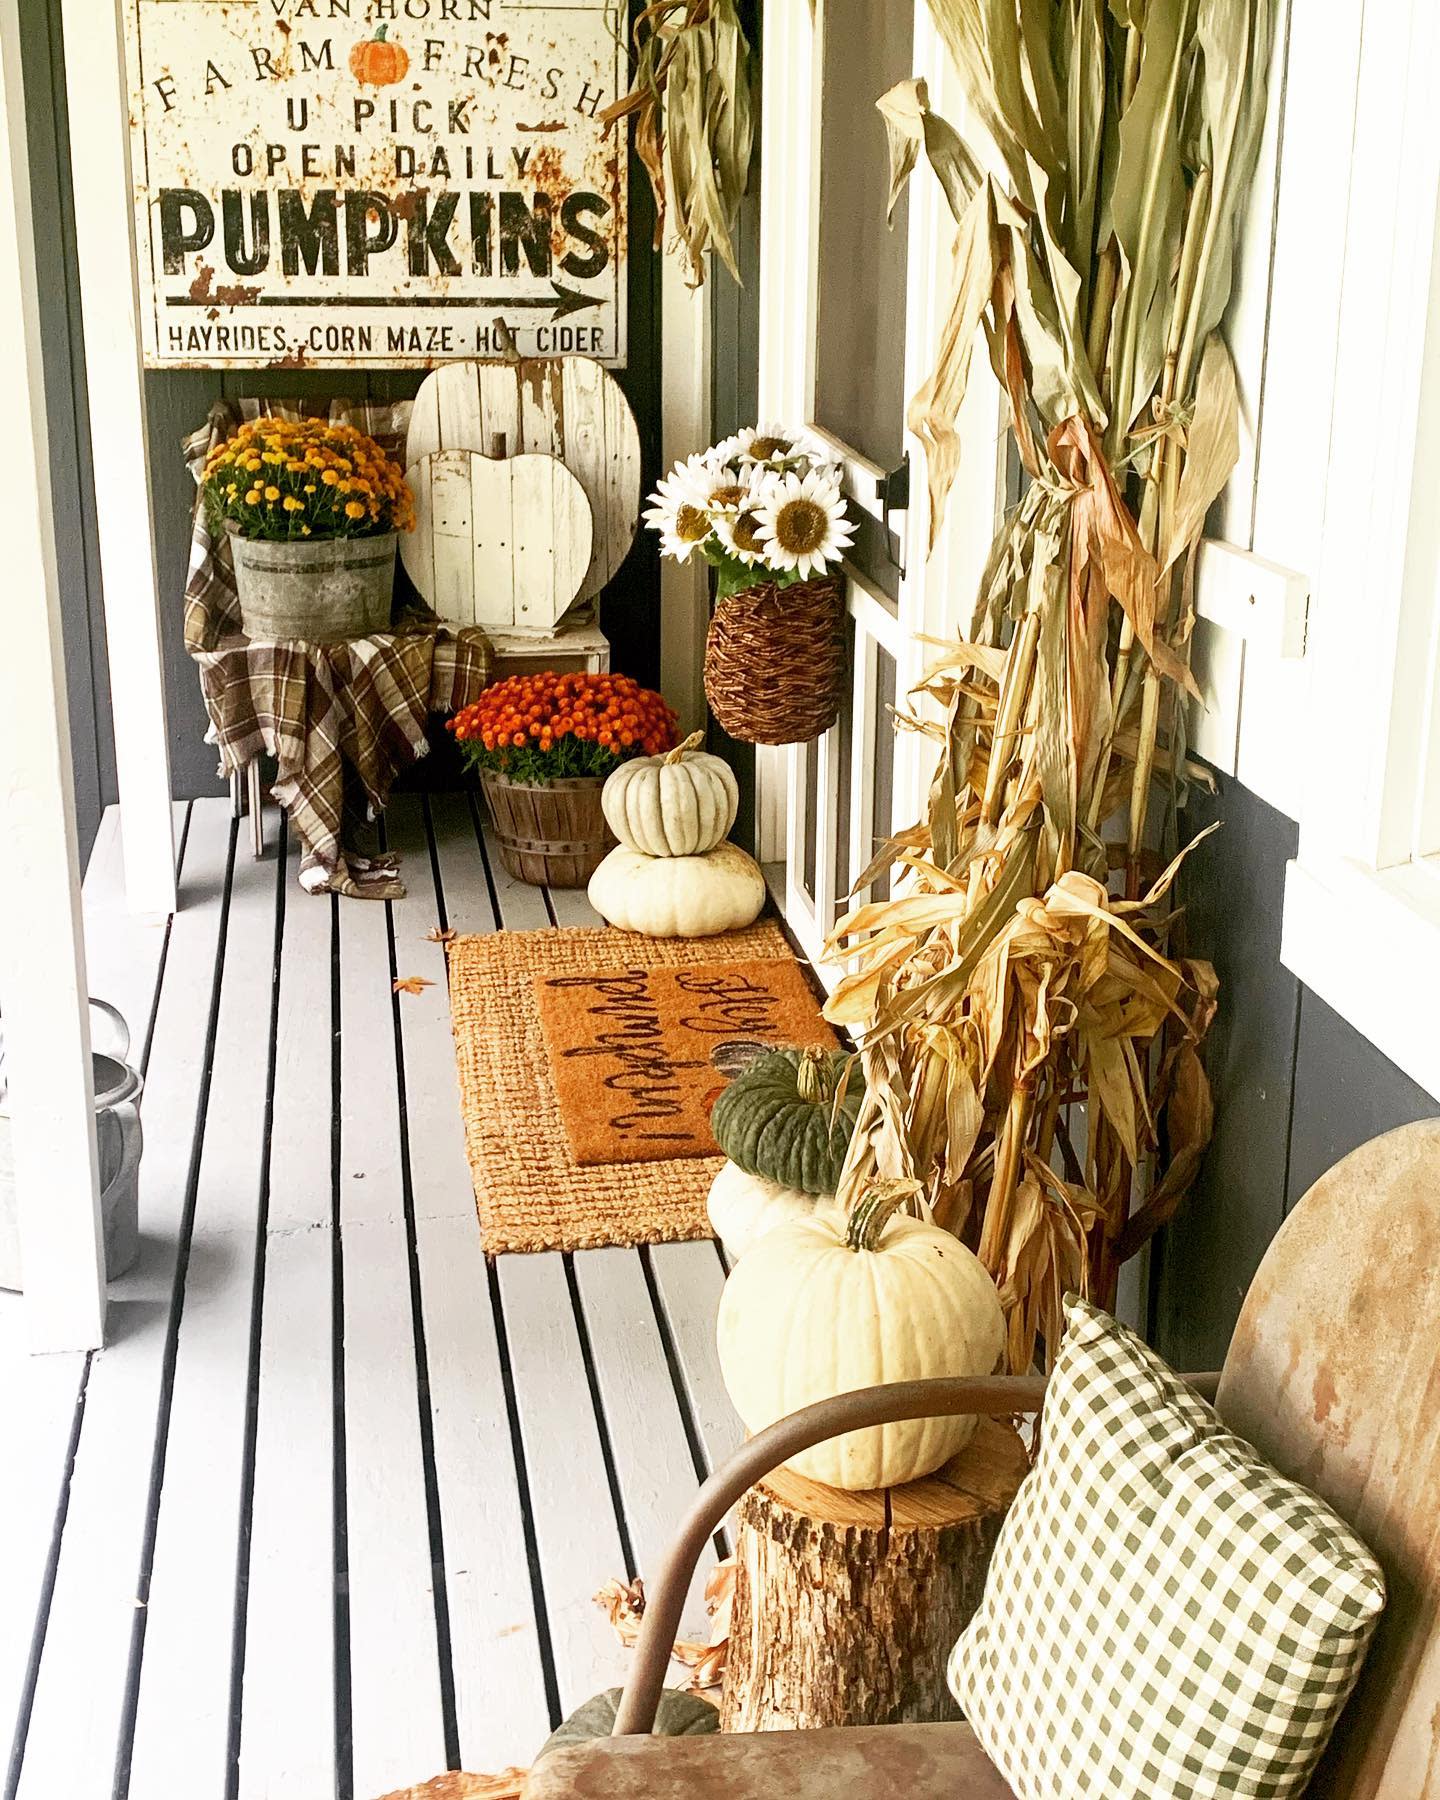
[
  {"left": 449, "top": 673, "right": 680, "bottom": 786},
  {"left": 201, "top": 418, "right": 415, "bottom": 544}
]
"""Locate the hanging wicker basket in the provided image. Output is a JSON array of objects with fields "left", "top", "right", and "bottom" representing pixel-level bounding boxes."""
[
  {"left": 480, "top": 770, "right": 615, "bottom": 888},
  {"left": 703, "top": 575, "right": 847, "bottom": 745}
]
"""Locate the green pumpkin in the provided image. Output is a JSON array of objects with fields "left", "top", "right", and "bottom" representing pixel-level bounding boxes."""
[
  {"left": 710, "top": 1047, "right": 859, "bottom": 1196},
  {"left": 535, "top": 1686, "right": 719, "bottom": 1761}
]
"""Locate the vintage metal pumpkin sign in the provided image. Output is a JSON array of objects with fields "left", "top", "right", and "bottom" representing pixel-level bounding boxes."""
[{"left": 122, "top": 0, "right": 627, "bottom": 368}]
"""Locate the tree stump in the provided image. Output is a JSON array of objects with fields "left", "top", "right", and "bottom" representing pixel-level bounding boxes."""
[{"left": 720, "top": 1417, "right": 1028, "bottom": 1731}]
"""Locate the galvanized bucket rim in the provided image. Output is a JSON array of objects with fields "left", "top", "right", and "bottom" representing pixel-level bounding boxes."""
[{"left": 227, "top": 524, "right": 398, "bottom": 576}]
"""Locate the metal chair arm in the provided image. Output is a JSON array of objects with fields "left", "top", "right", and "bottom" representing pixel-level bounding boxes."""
[
  {"left": 610, "top": 1366, "right": 1222, "bottom": 1737},
  {"left": 610, "top": 1374, "right": 1044, "bottom": 1737}
]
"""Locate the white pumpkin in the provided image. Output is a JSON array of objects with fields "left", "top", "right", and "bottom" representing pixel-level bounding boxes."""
[
  {"left": 587, "top": 842, "right": 765, "bottom": 938},
  {"left": 716, "top": 1191, "right": 1006, "bottom": 1489},
  {"left": 603, "top": 731, "right": 740, "bottom": 858},
  {"left": 707, "top": 1160, "right": 820, "bottom": 1261}
]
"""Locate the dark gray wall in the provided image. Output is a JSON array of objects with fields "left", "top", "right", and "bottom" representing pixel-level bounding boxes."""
[
  {"left": 23, "top": 0, "right": 115, "bottom": 863},
  {"left": 1150, "top": 770, "right": 1438, "bottom": 1364}
]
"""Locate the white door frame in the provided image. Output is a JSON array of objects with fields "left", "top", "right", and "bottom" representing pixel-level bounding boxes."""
[
  {"left": 62, "top": 0, "right": 176, "bottom": 915},
  {"left": 0, "top": 0, "right": 107, "bottom": 1352},
  {"left": 756, "top": 0, "right": 1006, "bottom": 977}
]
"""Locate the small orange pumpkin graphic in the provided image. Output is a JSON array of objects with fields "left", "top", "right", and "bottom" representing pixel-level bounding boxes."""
[{"left": 349, "top": 24, "right": 409, "bottom": 86}]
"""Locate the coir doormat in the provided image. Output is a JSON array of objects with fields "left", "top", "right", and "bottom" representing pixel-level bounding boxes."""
[
  {"left": 535, "top": 956, "right": 833, "bottom": 1166},
  {"left": 448, "top": 921, "right": 832, "bottom": 1253}
]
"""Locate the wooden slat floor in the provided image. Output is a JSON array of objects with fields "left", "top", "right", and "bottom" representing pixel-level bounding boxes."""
[{"left": 0, "top": 794, "right": 742, "bottom": 1800}]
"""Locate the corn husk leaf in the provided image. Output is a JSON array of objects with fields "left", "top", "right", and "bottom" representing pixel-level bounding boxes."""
[
  {"left": 878, "top": 78, "right": 980, "bottom": 225},
  {"left": 376, "top": 1772, "right": 529, "bottom": 1800},
  {"left": 1161, "top": 334, "right": 1240, "bottom": 569},
  {"left": 1106, "top": 0, "right": 1198, "bottom": 440},
  {"left": 594, "top": 1557, "right": 735, "bottom": 1692},
  {"left": 1177, "top": 0, "right": 1279, "bottom": 388},
  {"left": 908, "top": 179, "right": 1000, "bottom": 551},
  {"left": 604, "top": 0, "right": 753, "bottom": 287}
]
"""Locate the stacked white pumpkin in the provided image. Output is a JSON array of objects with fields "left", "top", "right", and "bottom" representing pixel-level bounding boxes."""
[
  {"left": 705, "top": 1046, "right": 854, "bottom": 1260},
  {"left": 707, "top": 1046, "right": 1008, "bottom": 1492},
  {"left": 588, "top": 733, "right": 767, "bottom": 938}
]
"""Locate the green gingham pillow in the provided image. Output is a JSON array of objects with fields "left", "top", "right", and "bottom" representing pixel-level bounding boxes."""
[{"left": 950, "top": 1296, "right": 1384, "bottom": 1799}]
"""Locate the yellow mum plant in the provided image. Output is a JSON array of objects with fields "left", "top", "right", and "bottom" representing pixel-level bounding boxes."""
[{"left": 201, "top": 418, "right": 416, "bottom": 544}]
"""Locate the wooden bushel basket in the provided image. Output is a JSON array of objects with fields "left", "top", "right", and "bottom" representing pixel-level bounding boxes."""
[
  {"left": 703, "top": 576, "right": 847, "bottom": 746},
  {"left": 480, "top": 771, "right": 615, "bottom": 888}
]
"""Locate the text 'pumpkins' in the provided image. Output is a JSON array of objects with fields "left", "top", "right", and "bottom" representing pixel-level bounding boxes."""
[
  {"left": 716, "top": 1191, "right": 1005, "bottom": 1489},
  {"left": 601, "top": 730, "right": 740, "bottom": 858},
  {"left": 711, "top": 1047, "right": 858, "bottom": 1195}
]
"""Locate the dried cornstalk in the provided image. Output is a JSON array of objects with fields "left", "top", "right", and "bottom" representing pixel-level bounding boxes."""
[
  {"left": 826, "top": 1, "right": 1276, "bottom": 1373},
  {"left": 602, "top": 0, "right": 754, "bottom": 286}
]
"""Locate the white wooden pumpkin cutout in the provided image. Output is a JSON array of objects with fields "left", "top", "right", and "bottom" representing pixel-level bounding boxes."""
[
  {"left": 402, "top": 449, "right": 593, "bottom": 633},
  {"left": 406, "top": 357, "right": 641, "bottom": 604}
]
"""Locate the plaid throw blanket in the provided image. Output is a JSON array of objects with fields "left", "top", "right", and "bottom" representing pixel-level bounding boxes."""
[{"left": 183, "top": 400, "right": 493, "bottom": 898}]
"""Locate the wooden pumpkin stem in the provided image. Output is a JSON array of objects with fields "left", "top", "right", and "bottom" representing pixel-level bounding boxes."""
[
  {"left": 664, "top": 730, "right": 707, "bottom": 765},
  {"left": 795, "top": 1048, "right": 832, "bottom": 1106},
  {"left": 844, "top": 1181, "right": 920, "bottom": 1252}
]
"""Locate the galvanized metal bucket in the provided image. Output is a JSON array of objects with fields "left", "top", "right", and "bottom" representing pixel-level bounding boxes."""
[
  {"left": 229, "top": 526, "right": 397, "bottom": 641},
  {"left": 0, "top": 999, "right": 144, "bottom": 1289}
]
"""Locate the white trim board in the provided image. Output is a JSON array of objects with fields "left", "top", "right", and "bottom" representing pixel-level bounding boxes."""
[
  {"left": 60, "top": 0, "right": 176, "bottom": 914},
  {"left": 1276, "top": 0, "right": 1440, "bottom": 1086},
  {"left": 0, "top": 0, "right": 106, "bottom": 1353}
]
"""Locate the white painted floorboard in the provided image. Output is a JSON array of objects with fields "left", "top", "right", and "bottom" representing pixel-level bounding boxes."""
[
  {"left": 338, "top": 896, "right": 448, "bottom": 1797},
  {"left": 385, "top": 801, "right": 552, "bottom": 1770},
  {"left": 16, "top": 803, "right": 233, "bottom": 1800},
  {"left": 1, "top": 796, "right": 742, "bottom": 1799},
  {"left": 239, "top": 835, "right": 336, "bottom": 1800},
  {"left": 0, "top": 805, "right": 174, "bottom": 1765},
  {"left": 127, "top": 825, "right": 279, "bottom": 1800}
]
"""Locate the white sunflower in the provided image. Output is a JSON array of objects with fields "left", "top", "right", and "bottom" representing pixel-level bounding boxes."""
[
  {"left": 730, "top": 422, "right": 827, "bottom": 472},
  {"left": 643, "top": 453, "right": 717, "bottom": 563},
  {"left": 707, "top": 430, "right": 748, "bottom": 466},
  {"left": 693, "top": 460, "right": 764, "bottom": 517},
  {"left": 752, "top": 468, "right": 854, "bottom": 580},
  {"left": 711, "top": 504, "right": 769, "bottom": 566}
]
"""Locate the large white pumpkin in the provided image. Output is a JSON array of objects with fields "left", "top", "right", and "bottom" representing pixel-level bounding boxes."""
[
  {"left": 716, "top": 1193, "right": 1006, "bottom": 1489},
  {"left": 706, "top": 1160, "right": 821, "bottom": 1262},
  {"left": 587, "top": 842, "right": 765, "bottom": 938},
  {"left": 602, "top": 731, "right": 740, "bottom": 858}
]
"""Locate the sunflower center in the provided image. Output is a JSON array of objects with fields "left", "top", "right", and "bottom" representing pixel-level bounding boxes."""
[
  {"left": 675, "top": 503, "right": 711, "bottom": 542},
  {"left": 709, "top": 483, "right": 748, "bottom": 507},
  {"left": 749, "top": 435, "right": 789, "bottom": 460},
  {"left": 732, "top": 512, "right": 765, "bottom": 553},
  {"left": 773, "top": 497, "right": 828, "bottom": 555}
]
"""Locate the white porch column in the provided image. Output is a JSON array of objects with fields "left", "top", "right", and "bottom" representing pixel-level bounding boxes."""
[
  {"left": 61, "top": 0, "right": 176, "bottom": 915},
  {"left": 0, "top": 0, "right": 107, "bottom": 1352}
]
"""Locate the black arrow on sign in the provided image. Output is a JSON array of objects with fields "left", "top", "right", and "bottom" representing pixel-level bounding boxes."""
[
  {"left": 497, "top": 281, "right": 604, "bottom": 321},
  {"left": 164, "top": 281, "right": 605, "bottom": 320}
]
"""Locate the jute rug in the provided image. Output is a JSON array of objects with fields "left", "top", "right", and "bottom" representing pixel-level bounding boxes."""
[{"left": 448, "top": 921, "right": 830, "bottom": 1253}]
